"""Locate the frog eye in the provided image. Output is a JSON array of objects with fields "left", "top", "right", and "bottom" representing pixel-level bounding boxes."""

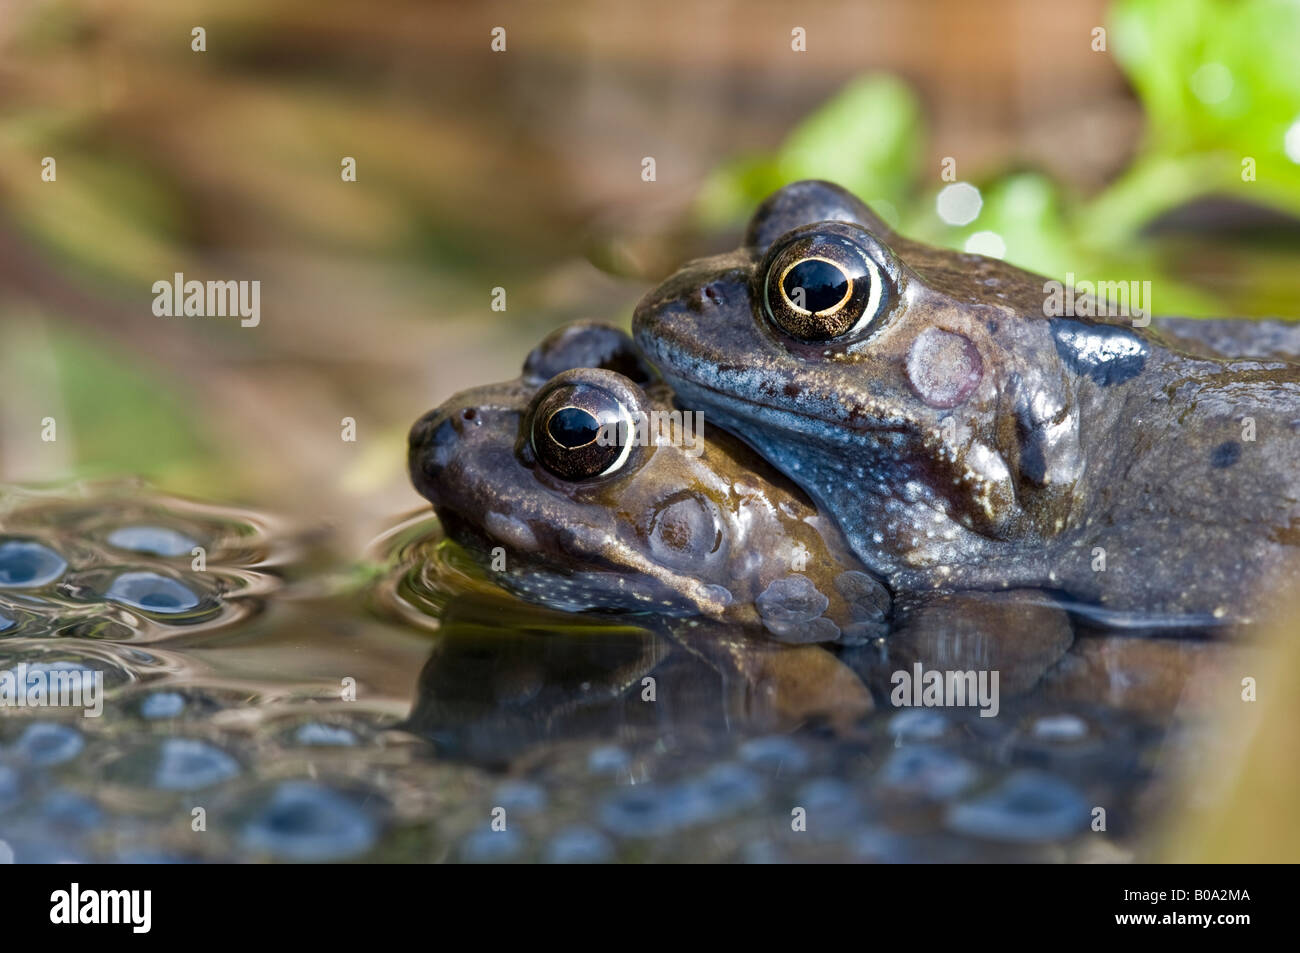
[
  {"left": 530, "top": 380, "right": 636, "bottom": 480},
  {"left": 761, "top": 231, "right": 888, "bottom": 341}
]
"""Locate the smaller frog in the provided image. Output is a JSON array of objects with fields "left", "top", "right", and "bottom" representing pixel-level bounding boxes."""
[{"left": 408, "top": 322, "right": 891, "bottom": 645}]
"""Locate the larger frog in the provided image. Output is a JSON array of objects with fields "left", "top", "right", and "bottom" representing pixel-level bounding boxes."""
[{"left": 634, "top": 180, "right": 1300, "bottom": 625}]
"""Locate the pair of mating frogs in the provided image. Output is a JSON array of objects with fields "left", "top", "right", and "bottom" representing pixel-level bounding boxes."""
[{"left": 409, "top": 181, "right": 1300, "bottom": 691}]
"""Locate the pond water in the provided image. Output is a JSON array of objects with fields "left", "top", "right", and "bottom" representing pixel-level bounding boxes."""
[{"left": 0, "top": 482, "right": 1230, "bottom": 862}]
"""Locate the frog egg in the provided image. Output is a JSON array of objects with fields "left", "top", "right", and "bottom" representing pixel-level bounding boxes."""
[
  {"left": 492, "top": 780, "right": 547, "bottom": 816},
  {"left": 889, "top": 709, "right": 950, "bottom": 741},
  {"left": 945, "top": 771, "right": 1088, "bottom": 843},
  {"left": 587, "top": 745, "right": 631, "bottom": 775},
  {"left": 793, "top": 778, "right": 862, "bottom": 839},
  {"left": 139, "top": 691, "right": 187, "bottom": 720},
  {"left": 1031, "top": 714, "right": 1089, "bottom": 743},
  {"left": 107, "top": 737, "right": 240, "bottom": 791},
  {"left": 0, "top": 538, "right": 68, "bottom": 588},
  {"left": 238, "top": 781, "right": 381, "bottom": 862},
  {"left": 294, "top": 723, "right": 359, "bottom": 747},
  {"left": 738, "top": 735, "right": 812, "bottom": 774},
  {"left": 106, "top": 525, "right": 199, "bottom": 557},
  {"left": 676, "top": 763, "right": 764, "bottom": 825},
  {"left": 14, "top": 722, "right": 85, "bottom": 767},
  {"left": 878, "top": 746, "right": 977, "bottom": 800},
  {"left": 600, "top": 783, "right": 687, "bottom": 838},
  {"left": 35, "top": 789, "right": 103, "bottom": 835},
  {"left": 104, "top": 571, "right": 202, "bottom": 614},
  {"left": 544, "top": 827, "right": 613, "bottom": 864}
]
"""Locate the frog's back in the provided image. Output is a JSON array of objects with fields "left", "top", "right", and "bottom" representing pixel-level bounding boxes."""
[{"left": 1154, "top": 316, "right": 1300, "bottom": 362}]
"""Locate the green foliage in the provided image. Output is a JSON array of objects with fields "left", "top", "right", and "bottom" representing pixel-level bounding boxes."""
[
  {"left": 696, "top": 0, "right": 1300, "bottom": 317},
  {"left": 694, "top": 75, "right": 922, "bottom": 229},
  {"left": 46, "top": 329, "right": 219, "bottom": 490},
  {"left": 1081, "top": 0, "right": 1300, "bottom": 242}
]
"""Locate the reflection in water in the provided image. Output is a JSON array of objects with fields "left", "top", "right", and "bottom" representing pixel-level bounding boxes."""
[
  {"left": 377, "top": 511, "right": 1224, "bottom": 862},
  {"left": 0, "top": 485, "right": 1242, "bottom": 862}
]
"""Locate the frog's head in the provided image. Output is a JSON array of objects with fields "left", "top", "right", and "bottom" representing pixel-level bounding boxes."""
[
  {"left": 409, "top": 322, "right": 885, "bottom": 639},
  {"left": 634, "top": 180, "right": 1150, "bottom": 575}
]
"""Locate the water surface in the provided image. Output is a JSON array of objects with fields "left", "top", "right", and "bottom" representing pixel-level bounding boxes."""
[{"left": 0, "top": 483, "right": 1228, "bottom": 862}]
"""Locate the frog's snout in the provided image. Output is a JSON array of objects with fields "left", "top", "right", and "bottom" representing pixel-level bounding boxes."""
[{"left": 408, "top": 407, "right": 461, "bottom": 505}]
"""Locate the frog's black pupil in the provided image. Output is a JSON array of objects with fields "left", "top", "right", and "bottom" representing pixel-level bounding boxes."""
[
  {"left": 547, "top": 407, "right": 601, "bottom": 449},
  {"left": 784, "top": 259, "right": 849, "bottom": 313}
]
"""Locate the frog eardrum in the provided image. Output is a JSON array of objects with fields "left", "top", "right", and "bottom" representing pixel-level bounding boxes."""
[
  {"left": 528, "top": 370, "right": 642, "bottom": 480},
  {"left": 758, "top": 223, "right": 892, "bottom": 341}
]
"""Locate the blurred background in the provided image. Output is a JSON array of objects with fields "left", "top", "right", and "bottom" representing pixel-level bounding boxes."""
[{"left": 2, "top": 0, "right": 1299, "bottom": 535}]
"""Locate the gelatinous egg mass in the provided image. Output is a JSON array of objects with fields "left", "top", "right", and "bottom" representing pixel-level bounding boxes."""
[
  {"left": 105, "top": 571, "right": 202, "bottom": 614},
  {"left": 107, "top": 525, "right": 198, "bottom": 557},
  {"left": 0, "top": 539, "right": 68, "bottom": 588}
]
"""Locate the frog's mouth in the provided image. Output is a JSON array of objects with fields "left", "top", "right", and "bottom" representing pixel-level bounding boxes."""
[
  {"left": 634, "top": 308, "right": 919, "bottom": 444},
  {"left": 443, "top": 511, "right": 738, "bottom": 621},
  {"left": 673, "top": 373, "right": 914, "bottom": 443},
  {"left": 639, "top": 334, "right": 1024, "bottom": 541},
  {"left": 638, "top": 345, "right": 918, "bottom": 463}
]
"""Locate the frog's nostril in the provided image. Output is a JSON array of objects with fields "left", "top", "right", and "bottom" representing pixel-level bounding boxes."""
[{"left": 699, "top": 283, "right": 726, "bottom": 309}]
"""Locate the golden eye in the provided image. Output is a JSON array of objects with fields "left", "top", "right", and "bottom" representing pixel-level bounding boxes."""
[
  {"left": 762, "top": 229, "right": 888, "bottom": 341},
  {"left": 530, "top": 381, "right": 635, "bottom": 480}
]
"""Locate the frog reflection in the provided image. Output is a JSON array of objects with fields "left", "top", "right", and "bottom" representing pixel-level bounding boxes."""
[{"left": 401, "top": 590, "right": 874, "bottom": 763}]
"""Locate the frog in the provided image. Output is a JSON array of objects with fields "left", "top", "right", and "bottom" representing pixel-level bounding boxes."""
[
  {"left": 407, "top": 321, "right": 1089, "bottom": 725},
  {"left": 633, "top": 179, "right": 1300, "bottom": 626},
  {"left": 408, "top": 321, "right": 890, "bottom": 646}
]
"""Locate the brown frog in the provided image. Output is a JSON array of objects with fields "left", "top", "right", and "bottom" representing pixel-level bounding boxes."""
[
  {"left": 408, "top": 322, "right": 890, "bottom": 645},
  {"left": 634, "top": 180, "right": 1300, "bottom": 625},
  {"left": 406, "top": 322, "right": 1077, "bottom": 722}
]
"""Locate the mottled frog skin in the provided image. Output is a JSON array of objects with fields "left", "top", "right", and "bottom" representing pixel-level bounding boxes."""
[
  {"left": 634, "top": 180, "right": 1300, "bottom": 624},
  {"left": 408, "top": 322, "right": 890, "bottom": 644}
]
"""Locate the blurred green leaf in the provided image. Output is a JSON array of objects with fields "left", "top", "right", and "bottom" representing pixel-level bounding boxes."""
[
  {"left": 1104, "top": 0, "right": 1300, "bottom": 224},
  {"left": 695, "top": 0, "right": 1300, "bottom": 318},
  {"left": 910, "top": 173, "right": 1082, "bottom": 276},
  {"left": 48, "top": 328, "right": 219, "bottom": 490},
  {"left": 694, "top": 75, "right": 921, "bottom": 228},
  {"left": 775, "top": 75, "right": 922, "bottom": 207},
  {"left": 1112, "top": 0, "right": 1300, "bottom": 153}
]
